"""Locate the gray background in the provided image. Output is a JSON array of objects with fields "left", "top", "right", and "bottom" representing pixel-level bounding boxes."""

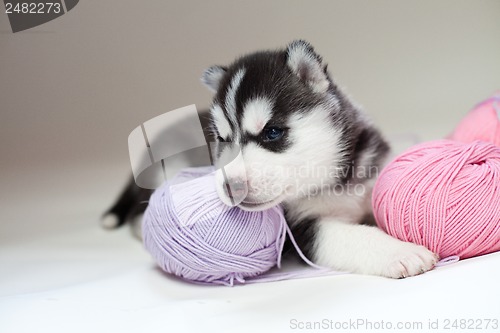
[{"left": 1, "top": 0, "right": 500, "bottom": 238}]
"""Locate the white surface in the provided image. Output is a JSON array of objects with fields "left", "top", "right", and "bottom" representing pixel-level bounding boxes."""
[{"left": 0, "top": 163, "right": 499, "bottom": 333}]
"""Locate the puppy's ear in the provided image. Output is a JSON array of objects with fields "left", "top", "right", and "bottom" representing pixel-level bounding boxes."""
[
  {"left": 286, "top": 40, "right": 330, "bottom": 94},
  {"left": 201, "top": 65, "right": 227, "bottom": 93}
]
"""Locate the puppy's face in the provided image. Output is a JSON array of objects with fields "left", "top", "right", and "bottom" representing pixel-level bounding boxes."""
[{"left": 203, "top": 41, "right": 349, "bottom": 211}]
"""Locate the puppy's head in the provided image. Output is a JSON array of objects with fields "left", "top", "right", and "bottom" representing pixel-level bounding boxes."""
[{"left": 202, "top": 40, "right": 355, "bottom": 211}]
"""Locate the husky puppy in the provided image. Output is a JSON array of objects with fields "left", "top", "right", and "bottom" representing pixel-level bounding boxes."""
[{"left": 104, "top": 40, "right": 438, "bottom": 278}]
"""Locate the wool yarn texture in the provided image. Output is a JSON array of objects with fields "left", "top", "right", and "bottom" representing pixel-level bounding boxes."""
[
  {"left": 449, "top": 94, "right": 500, "bottom": 146},
  {"left": 373, "top": 140, "right": 500, "bottom": 259}
]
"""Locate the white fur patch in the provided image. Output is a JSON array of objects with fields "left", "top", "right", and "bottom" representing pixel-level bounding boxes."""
[
  {"left": 241, "top": 98, "right": 274, "bottom": 135},
  {"left": 287, "top": 43, "right": 329, "bottom": 94},
  {"left": 221, "top": 105, "right": 345, "bottom": 208},
  {"left": 314, "top": 219, "right": 438, "bottom": 278},
  {"left": 286, "top": 106, "right": 346, "bottom": 172},
  {"left": 201, "top": 66, "right": 226, "bottom": 93},
  {"left": 101, "top": 214, "right": 119, "bottom": 229},
  {"left": 210, "top": 104, "right": 232, "bottom": 139},
  {"left": 225, "top": 68, "right": 246, "bottom": 134}
]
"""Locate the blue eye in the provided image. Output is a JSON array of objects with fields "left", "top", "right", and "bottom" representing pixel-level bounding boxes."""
[{"left": 263, "top": 127, "right": 284, "bottom": 142}]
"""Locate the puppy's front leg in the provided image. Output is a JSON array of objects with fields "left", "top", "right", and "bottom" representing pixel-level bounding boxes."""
[{"left": 313, "top": 219, "right": 438, "bottom": 278}]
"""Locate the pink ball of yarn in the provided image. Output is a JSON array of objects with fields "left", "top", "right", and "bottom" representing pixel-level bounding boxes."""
[
  {"left": 373, "top": 140, "right": 500, "bottom": 259},
  {"left": 449, "top": 94, "right": 500, "bottom": 146}
]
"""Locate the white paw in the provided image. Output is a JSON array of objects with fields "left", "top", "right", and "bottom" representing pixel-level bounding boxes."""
[
  {"left": 101, "top": 214, "right": 119, "bottom": 229},
  {"left": 378, "top": 242, "right": 438, "bottom": 279}
]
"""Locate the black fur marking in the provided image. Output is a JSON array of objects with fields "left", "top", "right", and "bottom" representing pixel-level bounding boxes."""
[
  {"left": 283, "top": 210, "right": 319, "bottom": 262},
  {"left": 242, "top": 125, "right": 292, "bottom": 153},
  {"left": 340, "top": 126, "right": 390, "bottom": 184},
  {"left": 213, "top": 50, "right": 327, "bottom": 154},
  {"left": 104, "top": 177, "right": 153, "bottom": 227},
  {"left": 360, "top": 212, "right": 377, "bottom": 226}
]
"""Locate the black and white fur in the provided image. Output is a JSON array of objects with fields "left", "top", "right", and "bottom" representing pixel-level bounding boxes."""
[{"left": 104, "top": 41, "right": 438, "bottom": 278}]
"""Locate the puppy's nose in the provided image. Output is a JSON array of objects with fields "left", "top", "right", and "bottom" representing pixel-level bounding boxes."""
[{"left": 223, "top": 178, "right": 248, "bottom": 199}]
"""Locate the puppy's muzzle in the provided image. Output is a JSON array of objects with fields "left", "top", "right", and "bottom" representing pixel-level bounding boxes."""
[{"left": 223, "top": 178, "right": 248, "bottom": 201}]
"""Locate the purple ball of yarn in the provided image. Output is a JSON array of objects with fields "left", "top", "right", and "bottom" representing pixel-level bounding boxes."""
[{"left": 142, "top": 167, "right": 287, "bottom": 286}]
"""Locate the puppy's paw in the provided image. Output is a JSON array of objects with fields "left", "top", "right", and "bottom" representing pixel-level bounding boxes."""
[
  {"left": 380, "top": 242, "right": 438, "bottom": 279},
  {"left": 101, "top": 213, "right": 120, "bottom": 229}
]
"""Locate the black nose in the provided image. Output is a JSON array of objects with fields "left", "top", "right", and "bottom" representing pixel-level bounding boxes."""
[{"left": 223, "top": 178, "right": 247, "bottom": 198}]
